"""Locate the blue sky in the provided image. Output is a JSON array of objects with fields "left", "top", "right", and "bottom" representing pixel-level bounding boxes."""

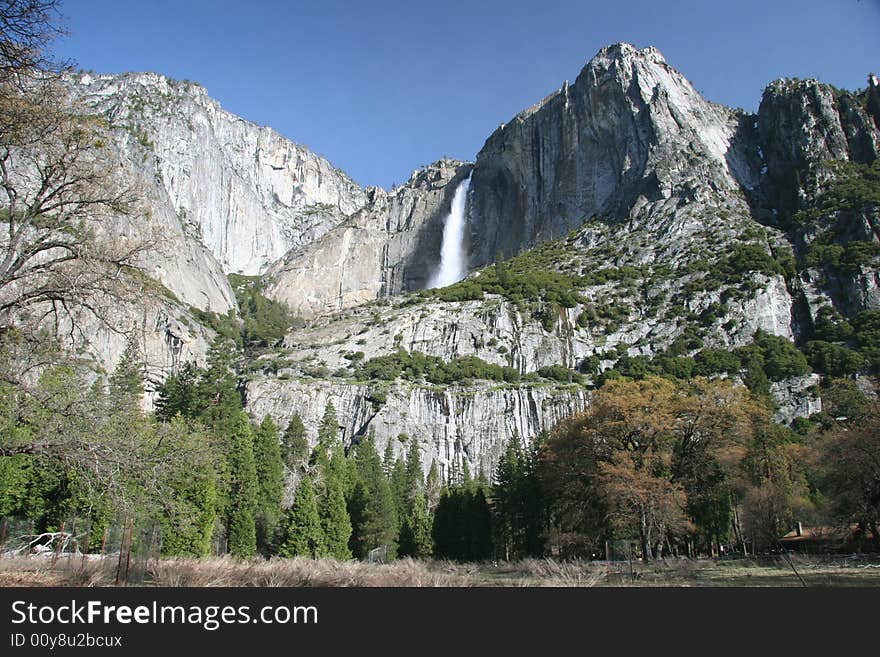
[{"left": 55, "top": 0, "right": 880, "bottom": 189}]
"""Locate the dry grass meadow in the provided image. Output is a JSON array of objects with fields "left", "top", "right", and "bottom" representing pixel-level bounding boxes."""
[{"left": 1, "top": 554, "right": 880, "bottom": 587}]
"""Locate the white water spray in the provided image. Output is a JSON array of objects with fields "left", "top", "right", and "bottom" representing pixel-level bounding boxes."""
[{"left": 428, "top": 173, "right": 472, "bottom": 288}]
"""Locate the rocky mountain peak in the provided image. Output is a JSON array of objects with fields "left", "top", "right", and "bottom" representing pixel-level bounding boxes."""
[{"left": 468, "top": 42, "right": 753, "bottom": 268}]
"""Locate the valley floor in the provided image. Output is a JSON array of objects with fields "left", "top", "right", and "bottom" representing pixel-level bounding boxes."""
[{"left": 1, "top": 554, "right": 879, "bottom": 587}]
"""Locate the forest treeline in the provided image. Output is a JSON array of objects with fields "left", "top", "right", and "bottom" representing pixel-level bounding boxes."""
[{"left": 2, "top": 334, "right": 878, "bottom": 561}]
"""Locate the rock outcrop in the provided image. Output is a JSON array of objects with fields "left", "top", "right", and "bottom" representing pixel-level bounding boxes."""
[
  {"left": 757, "top": 77, "right": 880, "bottom": 220},
  {"left": 265, "top": 160, "right": 471, "bottom": 317},
  {"left": 247, "top": 376, "right": 588, "bottom": 478}
]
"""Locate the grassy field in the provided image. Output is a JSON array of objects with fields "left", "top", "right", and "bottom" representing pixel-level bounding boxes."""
[{"left": 1, "top": 554, "right": 879, "bottom": 587}]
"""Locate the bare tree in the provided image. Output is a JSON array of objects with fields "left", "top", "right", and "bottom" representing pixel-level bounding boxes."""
[
  {"left": 0, "top": 82, "right": 151, "bottom": 339},
  {"left": 0, "top": 0, "right": 67, "bottom": 84},
  {"left": 0, "top": 0, "right": 163, "bottom": 364}
]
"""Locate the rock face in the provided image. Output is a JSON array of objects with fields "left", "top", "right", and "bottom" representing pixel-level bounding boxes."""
[
  {"left": 266, "top": 160, "right": 472, "bottom": 317},
  {"left": 468, "top": 43, "right": 760, "bottom": 266},
  {"left": 754, "top": 77, "right": 880, "bottom": 327},
  {"left": 70, "top": 298, "right": 214, "bottom": 407},
  {"left": 56, "top": 70, "right": 372, "bottom": 381},
  {"left": 247, "top": 376, "right": 588, "bottom": 478},
  {"left": 758, "top": 77, "right": 880, "bottom": 213},
  {"left": 70, "top": 72, "right": 367, "bottom": 276}
]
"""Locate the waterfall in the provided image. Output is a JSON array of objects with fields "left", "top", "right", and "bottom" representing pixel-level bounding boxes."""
[{"left": 428, "top": 173, "right": 472, "bottom": 288}]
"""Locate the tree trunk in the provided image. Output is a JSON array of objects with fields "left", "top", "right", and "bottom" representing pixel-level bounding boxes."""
[
  {"left": 640, "top": 512, "right": 653, "bottom": 561},
  {"left": 732, "top": 501, "right": 748, "bottom": 556}
]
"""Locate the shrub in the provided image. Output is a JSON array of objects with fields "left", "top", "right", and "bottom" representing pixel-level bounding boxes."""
[
  {"left": 694, "top": 348, "right": 741, "bottom": 376},
  {"left": 853, "top": 310, "right": 880, "bottom": 369},
  {"left": 536, "top": 365, "right": 583, "bottom": 384},
  {"left": 739, "top": 330, "right": 810, "bottom": 381},
  {"left": 805, "top": 341, "right": 864, "bottom": 377}
]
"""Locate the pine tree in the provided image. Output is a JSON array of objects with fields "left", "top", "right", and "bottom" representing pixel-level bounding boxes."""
[
  {"left": 398, "top": 492, "right": 433, "bottom": 559},
  {"left": 318, "top": 401, "right": 339, "bottom": 446},
  {"left": 319, "top": 467, "right": 352, "bottom": 560},
  {"left": 197, "top": 336, "right": 242, "bottom": 428},
  {"left": 281, "top": 413, "right": 309, "bottom": 470},
  {"left": 468, "top": 487, "right": 494, "bottom": 561},
  {"left": 390, "top": 457, "right": 408, "bottom": 520},
  {"left": 404, "top": 438, "right": 424, "bottom": 507},
  {"left": 432, "top": 487, "right": 463, "bottom": 559},
  {"left": 309, "top": 442, "right": 331, "bottom": 478},
  {"left": 494, "top": 434, "right": 524, "bottom": 559},
  {"left": 521, "top": 433, "right": 547, "bottom": 557},
  {"left": 354, "top": 433, "right": 385, "bottom": 489},
  {"left": 226, "top": 412, "right": 257, "bottom": 557},
  {"left": 227, "top": 503, "right": 256, "bottom": 558},
  {"left": 253, "top": 416, "right": 284, "bottom": 554},
  {"left": 349, "top": 435, "right": 398, "bottom": 558},
  {"left": 361, "top": 476, "right": 398, "bottom": 559},
  {"left": 382, "top": 440, "right": 396, "bottom": 478},
  {"left": 461, "top": 459, "right": 473, "bottom": 491},
  {"left": 154, "top": 361, "right": 200, "bottom": 421},
  {"left": 109, "top": 335, "right": 144, "bottom": 405},
  {"left": 329, "top": 442, "right": 358, "bottom": 498},
  {"left": 425, "top": 459, "right": 441, "bottom": 511},
  {"left": 279, "top": 477, "right": 325, "bottom": 558}
]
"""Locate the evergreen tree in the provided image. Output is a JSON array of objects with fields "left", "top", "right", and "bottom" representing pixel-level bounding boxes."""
[
  {"left": 279, "top": 477, "right": 325, "bottom": 558},
  {"left": 468, "top": 487, "right": 494, "bottom": 561},
  {"left": 109, "top": 335, "right": 144, "bottom": 405},
  {"left": 226, "top": 412, "right": 257, "bottom": 557},
  {"left": 521, "top": 433, "right": 547, "bottom": 557},
  {"left": 491, "top": 434, "right": 546, "bottom": 559},
  {"left": 494, "top": 435, "right": 524, "bottom": 559},
  {"left": 743, "top": 354, "right": 772, "bottom": 405},
  {"left": 461, "top": 459, "right": 473, "bottom": 491},
  {"left": 157, "top": 419, "right": 218, "bottom": 558},
  {"left": 319, "top": 467, "right": 353, "bottom": 560},
  {"left": 354, "top": 433, "right": 385, "bottom": 489},
  {"left": 383, "top": 440, "right": 396, "bottom": 478},
  {"left": 432, "top": 484, "right": 494, "bottom": 561},
  {"left": 349, "top": 435, "right": 398, "bottom": 558},
  {"left": 309, "top": 442, "right": 331, "bottom": 478},
  {"left": 154, "top": 361, "right": 201, "bottom": 421},
  {"left": 404, "top": 438, "right": 424, "bottom": 506},
  {"left": 197, "top": 337, "right": 242, "bottom": 428},
  {"left": 329, "top": 442, "right": 358, "bottom": 499},
  {"left": 318, "top": 401, "right": 339, "bottom": 446},
  {"left": 281, "top": 413, "right": 309, "bottom": 470},
  {"left": 227, "top": 503, "right": 256, "bottom": 558},
  {"left": 398, "top": 492, "right": 433, "bottom": 559},
  {"left": 347, "top": 481, "right": 368, "bottom": 558},
  {"left": 360, "top": 476, "right": 398, "bottom": 559},
  {"left": 425, "top": 459, "right": 441, "bottom": 510},
  {"left": 432, "top": 487, "right": 464, "bottom": 559},
  {"left": 390, "top": 457, "right": 408, "bottom": 520},
  {"left": 253, "top": 416, "right": 284, "bottom": 554}
]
